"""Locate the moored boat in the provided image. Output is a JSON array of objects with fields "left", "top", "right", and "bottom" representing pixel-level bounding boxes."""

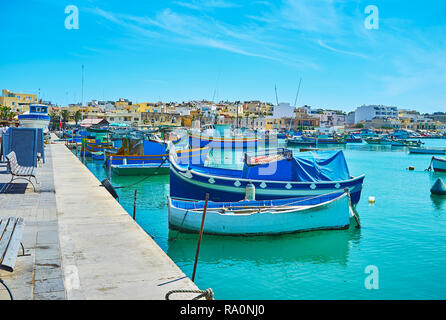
[
  {"left": 301, "top": 135, "right": 346, "bottom": 145},
  {"left": 169, "top": 148, "right": 365, "bottom": 205},
  {"left": 286, "top": 136, "right": 316, "bottom": 146},
  {"left": 430, "top": 156, "right": 446, "bottom": 172},
  {"left": 409, "top": 147, "right": 446, "bottom": 155},
  {"left": 111, "top": 163, "right": 170, "bottom": 176},
  {"left": 18, "top": 104, "right": 50, "bottom": 133},
  {"left": 344, "top": 134, "right": 362, "bottom": 143},
  {"left": 364, "top": 137, "right": 392, "bottom": 145},
  {"left": 167, "top": 190, "right": 352, "bottom": 236},
  {"left": 391, "top": 139, "right": 423, "bottom": 147}
]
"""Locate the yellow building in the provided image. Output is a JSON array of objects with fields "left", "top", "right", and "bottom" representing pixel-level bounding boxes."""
[
  {"left": 133, "top": 102, "right": 158, "bottom": 113},
  {"left": 0, "top": 89, "right": 38, "bottom": 113}
]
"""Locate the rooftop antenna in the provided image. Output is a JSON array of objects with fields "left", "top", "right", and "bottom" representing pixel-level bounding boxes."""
[
  {"left": 274, "top": 84, "right": 279, "bottom": 105},
  {"left": 293, "top": 78, "right": 302, "bottom": 107}
]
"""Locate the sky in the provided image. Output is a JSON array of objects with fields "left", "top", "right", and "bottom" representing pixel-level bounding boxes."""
[{"left": 1, "top": 0, "right": 446, "bottom": 113}]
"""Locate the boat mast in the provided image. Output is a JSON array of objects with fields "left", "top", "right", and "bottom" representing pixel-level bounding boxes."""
[
  {"left": 274, "top": 84, "right": 279, "bottom": 105},
  {"left": 290, "top": 78, "right": 302, "bottom": 132},
  {"left": 81, "top": 64, "right": 84, "bottom": 121}
]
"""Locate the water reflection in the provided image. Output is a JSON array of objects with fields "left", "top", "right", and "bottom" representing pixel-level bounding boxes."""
[
  {"left": 167, "top": 225, "right": 361, "bottom": 267},
  {"left": 430, "top": 195, "right": 446, "bottom": 212}
]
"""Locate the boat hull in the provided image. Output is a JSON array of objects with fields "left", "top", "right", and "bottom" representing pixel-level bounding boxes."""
[
  {"left": 286, "top": 139, "right": 316, "bottom": 146},
  {"left": 169, "top": 160, "right": 365, "bottom": 205},
  {"left": 111, "top": 163, "right": 170, "bottom": 176},
  {"left": 168, "top": 192, "right": 351, "bottom": 236},
  {"left": 18, "top": 118, "right": 50, "bottom": 133},
  {"left": 409, "top": 148, "right": 446, "bottom": 155},
  {"left": 302, "top": 136, "right": 346, "bottom": 145}
]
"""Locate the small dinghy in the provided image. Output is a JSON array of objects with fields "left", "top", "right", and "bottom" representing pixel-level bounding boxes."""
[
  {"left": 431, "top": 178, "right": 446, "bottom": 196},
  {"left": 168, "top": 190, "right": 354, "bottom": 236}
]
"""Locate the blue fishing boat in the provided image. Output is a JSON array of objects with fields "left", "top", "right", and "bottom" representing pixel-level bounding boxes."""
[
  {"left": 168, "top": 190, "right": 353, "bottom": 236},
  {"left": 169, "top": 148, "right": 365, "bottom": 205},
  {"left": 18, "top": 104, "right": 50, "bottom": 133},
  {"left": 344, "top": 134, "right": 362, "bottom": 143},
  {"left": 286, "top": 135, "right": 316, "bottom": 146},
  {"left": 109, "top": 146, "right": 209, "bottom": 175},
  {"left": 188, "top": 132, "right": 261, "bottom": 149},
  {"left": 104, "top": 139, "right": 169, "bottom": 166},
  {"left": 409, "top": 147, "right": 446, "bottom": 155},
  {"left": 301, "top": 135, "right": 346, "bottom": 145}
]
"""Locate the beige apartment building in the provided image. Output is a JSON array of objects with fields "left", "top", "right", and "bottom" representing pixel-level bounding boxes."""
[{"left": 0, "top": 89, "right": 38, "bottom": 113}]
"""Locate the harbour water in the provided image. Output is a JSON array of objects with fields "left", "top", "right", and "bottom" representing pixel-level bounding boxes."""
[{"left": 80, "top": 139, "right": 446, "bottom": 299}]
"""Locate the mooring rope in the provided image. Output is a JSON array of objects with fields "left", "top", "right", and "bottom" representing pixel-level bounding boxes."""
[
  {"left": 170, "top": 210, "right": 189, "bottom": 242},
  {"left": 165, "top": 288, "right": 214, "bottom": 300}
]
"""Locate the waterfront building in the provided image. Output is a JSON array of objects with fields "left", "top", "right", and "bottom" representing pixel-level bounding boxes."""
[
  {"left": 141, "top": 112, "right": 181, "bottom": 126},
  {"left": 363, "top": 117, "right": 401, "bottom": 130},
  {"left": 319, "top": 110, "right": 346, "bottom": 127},
  {"left": 346, "top": 111, "right": 355, "bottom": 126},
  {"left": 0, "top": 89, "right": 38, "bottom": 113},
  {"left": 272, "top": 102, "right": 295, "bottom": 119},
  {"left": 354, "top": 105, "right": 398, "bottom": 124}
]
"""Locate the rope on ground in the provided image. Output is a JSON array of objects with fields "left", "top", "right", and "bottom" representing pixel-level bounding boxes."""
[{"left": 165, "top": 288, "right": 214, "bottom": 300}]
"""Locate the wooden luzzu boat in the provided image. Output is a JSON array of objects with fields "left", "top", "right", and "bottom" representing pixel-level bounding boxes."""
[
  {"left": 169, "top": 148, "right": 365, "bottom": 205},
  {"left": 168, "top": 190, "right": 354, "bottom": 236},
  {"left": 111, "top": 147, "right": 209, "bottom": 176}
]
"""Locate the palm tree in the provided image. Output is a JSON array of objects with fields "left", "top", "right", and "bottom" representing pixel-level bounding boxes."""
[
  {"left": 61, "top": 110, "right": 70, "bottom": 123},
  {"left": 0, "top": 105, "right": 13, "bottom": 120},
  {"left": 74, "top": 110, "right": 82, "bottom": 125}
]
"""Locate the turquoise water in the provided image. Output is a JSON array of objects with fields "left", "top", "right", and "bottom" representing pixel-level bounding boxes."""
[{"left": 80, "top": 139, "right": 446, "bottom": 299}]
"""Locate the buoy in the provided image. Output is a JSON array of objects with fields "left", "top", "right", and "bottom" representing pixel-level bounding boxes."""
[
  {"left": 245, "top": 182, "right": 256, "bottom": 201},
  {"left": 430, "top": 178, "right": 446, "bottom": 196},
  {"left": 368, "top": 196, "right": 375, "bottom": 203}
]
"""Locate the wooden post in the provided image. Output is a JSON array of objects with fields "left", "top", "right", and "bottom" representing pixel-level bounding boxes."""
[
  {"left": 133, "top": 189, "right": 137, "bottom": 220},
  {"left": 191, "top": 193, "right": 209, "bottom": 283}
]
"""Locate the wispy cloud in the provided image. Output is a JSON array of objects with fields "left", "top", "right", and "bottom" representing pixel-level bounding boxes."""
[
  {"left": 317, "top": 40, "right": 370, "bottom": 59},
  {"left": 174, "top": 0, "right": 240, "bottom": 10},
  {"left": 90, "top": 6, "right": 318, "bottom": 69}
]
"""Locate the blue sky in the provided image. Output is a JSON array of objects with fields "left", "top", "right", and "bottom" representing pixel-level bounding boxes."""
[{"left": 1, "top": 0, "right": 445, "bottom": 113}]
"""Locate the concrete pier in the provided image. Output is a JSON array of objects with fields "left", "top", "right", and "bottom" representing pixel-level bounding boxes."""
[{"left": 0, "top": 138, "right": 201, "bottom": 300}]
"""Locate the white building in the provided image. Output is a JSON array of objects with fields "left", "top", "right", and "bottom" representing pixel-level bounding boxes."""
[
  {"left": 354, "top": 105, "right": 398, "bottom": 124},
  {"left": 272, "top": 103, "right": 295, "bottom": 119}
]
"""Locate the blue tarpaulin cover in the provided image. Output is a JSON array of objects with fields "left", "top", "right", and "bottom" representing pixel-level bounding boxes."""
[{"left": 242, "top": 150, "right": 351, "bottom": 182}]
